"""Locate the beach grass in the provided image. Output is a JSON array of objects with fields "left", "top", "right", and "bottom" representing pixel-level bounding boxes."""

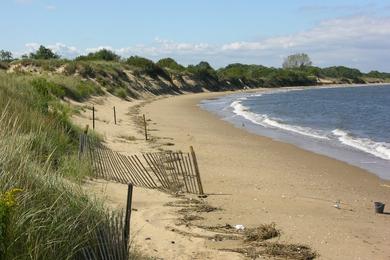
[{"left": 0, "top": 71, "right": 142, "bottom": 259}]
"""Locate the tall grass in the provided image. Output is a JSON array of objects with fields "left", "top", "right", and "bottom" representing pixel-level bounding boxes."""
[{"left": 0, "top": 71, "right": 139, "bottom": 259}]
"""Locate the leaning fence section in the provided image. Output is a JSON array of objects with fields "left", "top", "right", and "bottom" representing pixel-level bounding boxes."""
[{"left": 79, "top": 134, "right": 204, "bottom": 195}]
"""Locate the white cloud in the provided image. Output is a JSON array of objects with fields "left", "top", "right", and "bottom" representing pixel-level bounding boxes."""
[
  {"left": 21, "top": 42, "right": 80, "bottom": 58},
  {"left": 45, "top": 5, "right": 56, "bottom": 11},
  {"left": 15, "top": 15, "right": 390, "bottom": 71}
]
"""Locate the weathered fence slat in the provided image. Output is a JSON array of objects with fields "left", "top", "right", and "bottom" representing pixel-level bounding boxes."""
[{"left": 80, "top": 134, "right": 204, "bottom": 195}]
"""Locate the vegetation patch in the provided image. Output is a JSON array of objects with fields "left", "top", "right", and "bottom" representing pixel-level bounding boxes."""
[{"left": 244, "top": 223, "right": 280, "bottom": 241}]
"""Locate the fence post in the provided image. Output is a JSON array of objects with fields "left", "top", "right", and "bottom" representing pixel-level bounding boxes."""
[
  {"left": 189, "top": 146, "right": 205, "bottom": 196},
  {"left": 143, "top": 114, "right": 148, "bottom": 140},
  {"left": 113, "top": 106, "right": 117, "bottom": 125},
  {"left": 92, "top": 106, "right": 95, "bottom": 129},
  {"left": 124, "top": 184, "right": 133, "bottom": 248},
  {"left": 78, "top": 134, "right": 84, "bottom": 160},
  {"left": 84, "top": 124, "right": 89, "bottom": 134}
]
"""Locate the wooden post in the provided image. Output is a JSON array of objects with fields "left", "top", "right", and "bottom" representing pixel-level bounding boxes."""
[
  {"left": 143, "top": 114, "right": 148, "bottom": 140},
  {"left": 92, "top": 106, "right": 95, "bottom": 129},
  {"left": 190, "top": 146, "right": 205, "bottom": 196},
  {"left": 78, "top": 134, "right": 84, "bottom": 159},
  {"left": 113, "top": 106, "right": 117, "bottom": 125},
  {"left": 84, "top": 124, "right": 89, "bottom": 134},
  {"left": 124, "top": 184, "right": 133, "bottom": 248}
]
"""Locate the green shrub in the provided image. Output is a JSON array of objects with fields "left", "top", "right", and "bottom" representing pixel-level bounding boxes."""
[
  {"left": 76, "top": 49, "right": 120, "bottom": 61},
  {"left": 157, "top": 58, "right": 185, "bottom": 72},
  {"left": 114, "top": 88, "right": 128, "bottom": 99},
  {"left": 126, "top": 56, "right": 169, "bottom": 79},
  {"left": 78, "top": 64, "right": 95, "bottom": 78},
  {"left": 64, "top": 62, "right": 77, "bottom": 75}
]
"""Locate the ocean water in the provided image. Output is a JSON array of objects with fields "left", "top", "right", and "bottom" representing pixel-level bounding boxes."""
[{"left": 200, "top": 85, "right": 390, "bottom": 180}]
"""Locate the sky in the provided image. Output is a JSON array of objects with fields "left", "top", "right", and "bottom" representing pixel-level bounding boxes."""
[{"left": 2, "top": 0, "right": 390, "bottom": 72}]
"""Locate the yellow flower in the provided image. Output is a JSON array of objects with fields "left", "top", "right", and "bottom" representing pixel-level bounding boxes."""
[{"left": 1, "top": 188, "right": 22, "bottom": 208}]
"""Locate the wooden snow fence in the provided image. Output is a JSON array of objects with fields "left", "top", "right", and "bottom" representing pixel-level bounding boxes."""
[{"left": 79, "top": 134, "right": 205, "bottom": 195}]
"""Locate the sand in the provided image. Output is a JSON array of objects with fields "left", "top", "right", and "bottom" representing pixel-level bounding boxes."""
[{"left": 74, "top": 90, "right": 390, "bottom": 259}]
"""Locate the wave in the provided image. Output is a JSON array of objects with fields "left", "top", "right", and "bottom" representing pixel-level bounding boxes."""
[
  {"left": 332, "top": 129, "right": 390, "bottom": 160},
  {"left": 230, "top": 98, "right": 390, "bottom": 161},
  {"left": 230, "top": 99, "right": 329, "bottom": 140}
]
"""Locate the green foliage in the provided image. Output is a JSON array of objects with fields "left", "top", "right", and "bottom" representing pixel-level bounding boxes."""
[
  {"left": 29, "top": 45, "right": 60, "bottom": 60},
  {"left": 0, "top": 50, "right": 13, "bottom": 62},
  {"left": 64, "top": 62, "right": 77, "bottom": 75},
  {"left": 187, "top": 61, "right": 217, "bottom": 80},
  {"left": 265, "top": 70, "right": 316, "bottom": 87},
  {"left": 126, "top": 56, "right": 169, "bottom": 79},
  {"left": 282, "top": 53, "right": 312, "bottom": 69},
  {"left": 78, "top": 63, "right": 96, "bottom": 78},
  {"left": 157, "top": 58, "right": 185, "bottom": 72},
  {"left": 218, "top": 63, "right": 276, "bottom": 81},
  {"left": 320, "top": 66, "right": 362, "bottom": 79},
  {"left": 0, "top": 71, "right": 142, "bottom": 259},
  {"left": 114, "top": 88, "right": 128, "bottom": 99},
  {"left": 76, "top": 49, "right": 121, "bottom": 61},
  {"left": 0, "top": 188, "right": 22, "bottom": 258},
  {"left": 31, "top": 78, "right": 65, "bottom": 99},
  {"left": 366, "top": 70, "right": 390, "bottom": 79}
]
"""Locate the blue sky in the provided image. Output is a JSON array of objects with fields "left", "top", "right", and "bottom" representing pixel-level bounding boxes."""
[{"left": 2, "top": 0, "right": 390, "bottom": 71}]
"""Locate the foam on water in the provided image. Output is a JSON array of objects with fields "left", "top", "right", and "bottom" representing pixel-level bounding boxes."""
[
  {"left": 332, "top": 129, "right": 390, "bottom": 161},
  {"left": 230, "top": 98, "right": 329, "bottom": 140}
]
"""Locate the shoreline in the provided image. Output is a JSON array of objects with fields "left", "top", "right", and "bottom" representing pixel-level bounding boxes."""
[
  {"left": 142, "top": 89, "right": 390, "bottom": 259},
  {"left": 199, "top": 84, "right": 390, "bottom": 181}
]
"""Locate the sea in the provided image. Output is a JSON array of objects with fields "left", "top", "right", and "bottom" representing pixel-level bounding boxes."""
[{"left": 199, "top": 84, "right": 390, "bottom": 180}]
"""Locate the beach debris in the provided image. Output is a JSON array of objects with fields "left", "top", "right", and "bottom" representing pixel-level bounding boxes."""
[
  {"left": 244, "top": 223, "right": 280, "bottom": 241},
  {"left": 234, "top": 224, "right": 245, "bottom": 231},
  {"left": 374, "top": 201, "right": 385, "bottom": 214},
  {"left": 333, "top": 200, "right": 341, "bottom": 209}
]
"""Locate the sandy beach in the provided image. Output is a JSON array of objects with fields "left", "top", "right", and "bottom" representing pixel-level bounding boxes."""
[
  {"left": 141, "top": 90, "right": 390, "bottom": 259},
  {"left": 74, "top": 89, "right": 390, "bottom": 259}
]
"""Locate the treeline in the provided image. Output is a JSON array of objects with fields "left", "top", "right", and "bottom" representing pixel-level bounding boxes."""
[{"left": 2, "top": 46, "right": 390, "bottom": 88}]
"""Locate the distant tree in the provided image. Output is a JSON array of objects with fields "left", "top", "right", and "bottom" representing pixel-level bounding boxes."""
[
  {"left": 0, "top": 50, "right": 13, "bottom": 61},
  {"left": 29, "top": 45, "right": 60, "bottom": 59},
  {"left": 126, "top": 56, "right": 169, "bottom": 79},
  {"left": 157, "top": 58, "right": 185, "bottom": 71},
  {"left": 76, "top": 49, "right": 120, "bottom": 61},
  {"left": 187, "top": 61, "right": 217, "bottom": 80},
  {"left": 282, "top": 53, "right": 312, "bottom": 69},
  {"left": 321, "top": 66, "right": 362, "bottom": 79}
]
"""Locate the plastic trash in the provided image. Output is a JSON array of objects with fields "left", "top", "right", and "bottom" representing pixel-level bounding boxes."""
[
  {"left": 333, "top": 200, "right": 341, "bottom": 209},
  {"left": 234, "top": 224, "right": 245, "bottom": 231}
]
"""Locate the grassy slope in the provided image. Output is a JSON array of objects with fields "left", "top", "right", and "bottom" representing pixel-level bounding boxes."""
[{"left": 0, "top": 71, "right": 143, "bottom": 259}]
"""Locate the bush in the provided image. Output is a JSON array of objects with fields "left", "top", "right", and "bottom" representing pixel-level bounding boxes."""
[
  {"left": 64, "top": 62, "right": 77, "bottom": 75},
  {"left": 76, "top": 49, "right": 121, "bottom": 61},
  {"left": 157, "top": 58, "right": 185, "bottom": 72},
  {"left": 78, "top": 64, "right": 95, "bottom": 78},
  {"left": 29, "top": 45, "right": 60, "bottom": 60},
  {"left": 126, "top": 56, "right": 169, "bottom": 79},
  {"left": 114, "top": 88, "right": 128, "bottom": 99},
  {"left": 187, "top": 61, "right": 217, "bottom": 80}
]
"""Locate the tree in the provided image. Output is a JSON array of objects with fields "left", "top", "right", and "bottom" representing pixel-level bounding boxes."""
[
  {"left": 156, "top": 58, "right": 185, "bottom": 71},
  {"left": 29, "top": 45, "right": 60, "bottom": 59},
  {"left": 0, "top": 50, "right": 13, "bottom": 61},
  {"left": 126, "top": 56, "right": 169, "bottom": 79},
  {"left": 282, "top": 53, "right": 312, "bottom": 69},
  {"left": 76, "top": 49, "right": 120, "bottom": 61},
  {"left": 187, "top": 61, "right": 217, "bottom": 80}
]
